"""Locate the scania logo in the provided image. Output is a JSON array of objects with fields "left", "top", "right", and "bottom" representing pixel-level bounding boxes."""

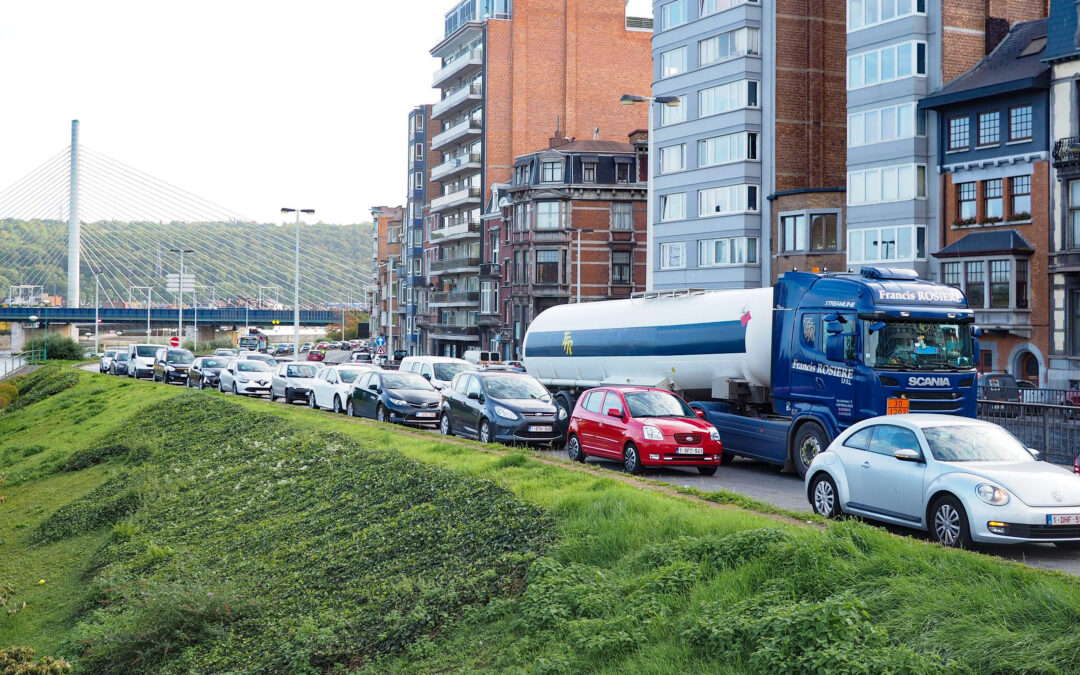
[{"left": 908, "top": 376, "right": 950, "bottom": 387}]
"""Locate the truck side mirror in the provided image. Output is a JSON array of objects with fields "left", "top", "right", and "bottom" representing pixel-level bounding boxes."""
[
  {"left": 868, "top": 321, "right": 886, "bottom": 333},
  {"left": 825, "top": 334, "right": 846, "bottom": 363},
  {"left": 825, "top": 321, "right": 844, "bottom": 335}
]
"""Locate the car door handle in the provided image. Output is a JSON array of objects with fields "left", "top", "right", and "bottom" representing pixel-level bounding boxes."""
[{"left": 861, "top": 461, "right": 870, "bottom": 468}]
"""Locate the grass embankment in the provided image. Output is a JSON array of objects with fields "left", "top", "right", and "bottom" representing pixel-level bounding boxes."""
[{"left": 2, "top": 372, "right": 1080, "bottom": 673}]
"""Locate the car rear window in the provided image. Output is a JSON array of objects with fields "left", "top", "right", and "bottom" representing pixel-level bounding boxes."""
[
  {"left": 582, "top": 392, "right": 604, "bottom": 413},
  {"left": 286, "top": 364, "right": 319, "bottom": 378},
  {"left": 136, "top": 346, "right": 158, "bottom": 357}
]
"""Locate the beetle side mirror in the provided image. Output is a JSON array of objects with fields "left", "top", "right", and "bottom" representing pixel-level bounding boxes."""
[{"left": 893, "top": 448, "right": 924, "bottom": 463}]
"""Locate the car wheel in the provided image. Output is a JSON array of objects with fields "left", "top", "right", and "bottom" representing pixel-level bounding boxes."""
[
  {"left": 333, "top": 396, "right": 343, "bottom": 414},
  {"left": 377, "top": 404, "right": 388, "bottom": 423},
  {"left": 219, "top": 380, "right": 225, "bottom": 393},
  {"left": 199, "top": 379, "right": 206, "bottom": 390},
  {"left": 478, "top": 419, "right": 492, "bottom": 444},
  {"left": 623, "top": 442, "right": 643, "bottom": 475},
  {"left": 347, "top": 400, "right": 355, "bottom": 417},
  {"left": 566, "top": 434, "right": 585, "bottom": 462},
  {"left": 1053, "top": 541, "right": 1080, "bottom": 550},
  {"left": 440, "top": 413, "right": 452, "bottom": 436},
  {"left": 270, "top": 389, "right": 278, "bottom": 402},
  {"left": 232, "top": 383, "right": 239, "bottom": 396},
  {"left": 792, "top": 422, "right": 828, "bottom": 479},
  {"left": 930, "top": 495, "right": 972, "bottom": 549},
  {"left": 720, "top": 453, "right": 735, "bottom": 465},
  {"left": 697, "top": 466, "right": 718, "bottom": 476},
  {"left": 809, "top": 473, "right": 841, "bottom": 518}
]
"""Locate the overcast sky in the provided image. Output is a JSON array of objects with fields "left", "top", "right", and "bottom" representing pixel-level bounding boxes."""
[{"left": 0, "top": 1, "right": 654, "bottom": 226}]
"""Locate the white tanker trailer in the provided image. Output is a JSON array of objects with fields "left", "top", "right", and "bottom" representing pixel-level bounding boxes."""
[{"left": 523, "top": 268, "right": 979, "bottom": 476}]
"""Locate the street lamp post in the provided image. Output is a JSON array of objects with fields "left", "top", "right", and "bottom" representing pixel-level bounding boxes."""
[
  {"left": 620, "top": 93, "right": 681, "bottom": 292},
  {"left": 27, "top": 314, "right": 42, "bottom": 361},
  {"left": 575, "top": 228, "right": 596, "bottom": 304},
  {"left": 281, "top": 207, "right": 315, "bottom": 359},
  {"left": 169, "top": 248, "right": 194, "bottom": 345},
  {"left": 94, "top": 273, "right": 101, "bottom": 355}
]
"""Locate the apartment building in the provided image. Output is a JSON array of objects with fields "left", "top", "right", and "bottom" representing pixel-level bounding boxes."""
[
  {"left": 425, "top": 0, "right": 653, "bottom": 356},
  {"left": 369, "top": 205, "right": 404, "bottom": 353},
  {"left": 1043, "top": 0, "right": 1080, "bottom": 388},
  {"left": 405, "top": 105, "right": 440, "bottom": 357},
  {"left": 845, "top": 0, "right": 1046, "bottom": 279},
  {"left": 921, "top": 19, "right": 1051, "bottom": 382},
  {"left": 485, "top": 135, "right": 648, "bottom": 359},
  {"left": 650, "top": 0, "right": 848, "bottom": 290}
]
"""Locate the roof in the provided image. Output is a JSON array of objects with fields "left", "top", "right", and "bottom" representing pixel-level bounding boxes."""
[
  {"left": 514, "top": 140, "right": 636, "bottom": 162},
  {"left": 920, "top": 19, "right": 1049, "bottom": 109},
  {"left": 932, "top": 229, "right": 1034, "bottom": 258}
]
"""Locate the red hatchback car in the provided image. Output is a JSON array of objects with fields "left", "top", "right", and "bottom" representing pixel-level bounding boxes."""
[{"left": 566, "top": 386, "right": 723, "bottom": 476}]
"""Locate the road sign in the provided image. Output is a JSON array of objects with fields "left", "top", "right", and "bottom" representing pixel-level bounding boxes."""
[
  {"left": 376, "top": 345, "right": 386, "bottom": 355},
  {"left": 165, "top": 273, "right": 196, "bottom": 293},
  {"left": 375, "top": 336, "right": 386, "bottom": 347},
  {"left": 169, "top": 336, "right": 180, "bottom": 347}
]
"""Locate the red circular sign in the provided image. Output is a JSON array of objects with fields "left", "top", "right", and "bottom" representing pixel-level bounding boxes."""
[{"left": 169, "top": 336, "right": 180, "bottom": 347}]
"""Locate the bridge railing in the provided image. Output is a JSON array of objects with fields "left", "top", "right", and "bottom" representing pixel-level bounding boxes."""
[{"left": 0, "top": 350, "right": 42, "bottom": 380}]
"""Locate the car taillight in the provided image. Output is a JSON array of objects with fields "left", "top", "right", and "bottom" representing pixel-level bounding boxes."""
[{"left": 1074, "top": 457, "right": 1079, "bottom": 476}]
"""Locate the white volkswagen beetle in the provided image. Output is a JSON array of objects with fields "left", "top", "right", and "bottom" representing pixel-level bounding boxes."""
[{"left": 805, "top": 414, "right": 1080, "bottom": 549}]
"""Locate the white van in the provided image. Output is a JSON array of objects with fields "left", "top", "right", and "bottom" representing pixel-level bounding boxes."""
[
  {"left": 398, "top": 356, "right": 473, "bottom": 390},
  {"left": 462, "top": 349, "right": 501, "bottom": 366},
  {"left": 126, "top": 343, "right": 161, "bottom": 379}
]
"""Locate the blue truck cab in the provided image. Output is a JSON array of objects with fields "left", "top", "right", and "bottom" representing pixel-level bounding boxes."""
[{"left": 693, "top": 267, "right": 978, "bottom": 476}]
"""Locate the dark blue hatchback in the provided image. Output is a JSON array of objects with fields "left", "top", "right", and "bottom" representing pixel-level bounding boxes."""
[{"left": 439, "top": 371, "right": 561, "bottom": 446}]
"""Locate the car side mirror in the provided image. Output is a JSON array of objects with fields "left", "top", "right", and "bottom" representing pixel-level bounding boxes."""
[
  {"left": 368, "top": 384, "right": 378, "bottom": 391},
  {"left": 422, "top": 373, "right": 431, "bottom": 380},
  {"left": 693, "top": 408, "right": 706, "bottom": 419},
  {"left": 607, "top": 408, "right": 623, "bottom": 418},
  {"left": 467, "top": 392, "right": 480, "bottom": 400},
  {"left": 893, "top": 448, "right": 923, "bottom": 463},
  {"left": 1028, "top": 447, "right": 1041, "bottom": 460}
]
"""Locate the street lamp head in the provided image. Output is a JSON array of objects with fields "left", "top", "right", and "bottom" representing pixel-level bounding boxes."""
[
  {"left": 300, "top": 209, "right": 315, "bottom": 215},
  {"left": 620, "top": 94, "right": 648, "bottom": 105},
  {"left": 655, "top": 95, "right": 682, "bottom": 106},
  {"left": 28, "top": 314, "right": 38, "bottom": 322},
  {"left": 281, "top": 207, "right": 296, "bottom": 214}
]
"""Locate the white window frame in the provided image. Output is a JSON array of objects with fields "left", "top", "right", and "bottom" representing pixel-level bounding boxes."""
[
  {"left": 702, "top": 0, "right": 760, "bottom": 17},
  {"left": 698, "top": 132, "right": 758, "bottom": 167},
  {"left": 847, "top": 224, "right": 927, "bottom": 264},
  {"left": 541, "top": 160, "right": 563, "bottom": 183},
  {"left": 659, "top": 144, "right": 687, "bottom": 173},
  {"left": 611, "top": 202, "right": 634, "bottom": 230},
  {"left": 698, "top": 27, "right": 761, "bottom": 67},
  {"left": 697, "top": 236, "right": 759, "bottom": 267},
  {"left": 848, "top": 102, "right": 918, "bottom": 147},
  {"left": 848, "top": 0, "right": 926, "bottom": 33},
  {"left": 847, "top": 41, "right": 927, "bottom": 90},
  {"left": 660, "top": 0, "right": 688, "bottom": 30},
  {"left": 660, "top": 241, "right": 687, "bottom": 270},
  {"left": 660, "top": 95, "right": 688, "bottom": 126},
  {"left": 699, "top": 79, "right": 760, "bottom": 118},
  {"left": 660, "top": 46, "right": 688, "bottom": 78},
  {"left": 660, "top": 193, "right": 686, "bottom": 221},
  {"left": 697, "top": 184, "right": 759, "bottom": 216},
  {"left": 847, "top": 163, "right": 927, "bottom": 205},
  {"left": 534, "top": 201, "right": 564, "bottom": 230}
]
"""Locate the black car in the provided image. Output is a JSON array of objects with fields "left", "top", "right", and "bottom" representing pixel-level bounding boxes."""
[
  {"left": 109, "top": 352, "right": 130, "bottom": 376},
  {"left": 439, "top": 371, "right": 561, "bottom": 445},
  {"left": 347, "top": 370, "right": 441, "bottom": 426},
  {"left": 152, "top": 348, "right": 195, "bottom": 384},
  {"left": 186, "top": 356, "right": 230, "bottom": 390},
  {"left": 273, "top": 343, "right": 294, "bottom": 356},
  {"left": 393, "top": 349, "right": 408, "bottom": 362}
]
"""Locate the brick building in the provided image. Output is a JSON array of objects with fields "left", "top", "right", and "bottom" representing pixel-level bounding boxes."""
[
  {"left": 921, "top": 19, "right": 1050, "bottom": 383},
  {"left": 368, "top": 205, "right": 404, "bottom": 353},
  {"left": 484, "top": 135, "right": 649, "bottom": 359},
  {"left": 425, "top": 0, "right": 653, "bottom": 357}
]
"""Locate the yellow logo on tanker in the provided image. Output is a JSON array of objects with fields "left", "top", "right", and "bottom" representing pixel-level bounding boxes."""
[{"left": 562, "top": 331, "right": 573, "bottom": 356}]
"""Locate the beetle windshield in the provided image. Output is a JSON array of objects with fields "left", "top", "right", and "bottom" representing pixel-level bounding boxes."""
[
  {"left": 624, "top": 391, "right": 695, "bottom": 418},
  {"left": 923, "top": 425, "right": 1035, "bottom": 462},
  {"left": 863, "top": 321, "right": 973, "bottom": 370}
]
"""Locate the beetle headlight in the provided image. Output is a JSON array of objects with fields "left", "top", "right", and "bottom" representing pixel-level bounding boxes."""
[
  {"left": 709, "top": 427, "right": 721, "bottom": 442},
  {"left": 642, "top": 425, "right": 663, "bottom": 441},
  {"left": 975, "top": 484, "right": 1010, "bottom": 506}
]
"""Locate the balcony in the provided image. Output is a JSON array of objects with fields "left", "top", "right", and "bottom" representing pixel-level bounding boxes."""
[
  {"left": 429, "top": 220, "right": 481, "bottom": 242},
  {"left": 422, "top": 322, "right": 480, "bottom": 340},
  {"left": 430, "top": 255, "right": 481, "bottom": 274},
  {"left": 433, "top": 47, "right": 484, "bottom": 88},
  {"left": 1053, "top": 137, "right": 1080, "bottom": 168},
  {"left": 973, "top": 308, "right": 1033, "bottom": 339},
  {"left": 432, "top": 82, "right": 483, "bottom": 120},
  {"left": 429, "top": 291, "right": 480, "bottom": 306},
  {"left": 512, "top": 283, "right": 570, "bottom": 297},
  {"left": 478, "top": 313, "right": 501, "bottom": 327},
  {"left": 431, "top": 118, "right": 482, "bottom": 151},
  {"left": 430, "top": 152, "right": 482, "bottom": 182},
  {"left": 479, "top": 262, "right": 502, "bottom": 277},
  {"left": 430, "top": 186, "right": 482, "bottom": 213}
]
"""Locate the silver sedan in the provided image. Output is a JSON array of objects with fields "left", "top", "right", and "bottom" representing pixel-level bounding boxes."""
[{"left": 805, "top": 414, "right": 1080, "bottom": 549}]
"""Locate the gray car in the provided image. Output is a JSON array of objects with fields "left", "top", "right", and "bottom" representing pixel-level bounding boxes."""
[{"left": 270, "top": 362, "right": 322, "bottom": 404}]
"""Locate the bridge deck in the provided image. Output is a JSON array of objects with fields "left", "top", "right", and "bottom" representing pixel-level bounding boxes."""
[{"left": 0, "top": 307, "right": 337, "bottom": 326}]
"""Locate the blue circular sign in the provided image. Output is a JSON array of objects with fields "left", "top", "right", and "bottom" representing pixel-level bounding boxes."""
[{"left": 375, "top": 336, "right": 386, "bottom": 347}]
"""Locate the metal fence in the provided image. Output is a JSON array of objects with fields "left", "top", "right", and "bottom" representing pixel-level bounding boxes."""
[
  {"left": 977, "top": 392, "right": 1079, "bottom": 466},
  {"left": 0, "top": 350, "right": 42, "bottom": 380}
]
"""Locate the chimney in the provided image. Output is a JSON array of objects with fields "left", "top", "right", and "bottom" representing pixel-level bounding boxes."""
[
  {"left": 549, "top": 115, "right": 566, "bottom": 148},
  {"left": 593, "top": 127, "right": 600, "bottom": 140}
]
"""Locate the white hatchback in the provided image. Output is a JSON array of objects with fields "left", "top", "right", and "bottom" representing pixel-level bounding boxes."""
[
  {"left": 805, "top": 414, "right": 1080, "bottom": 549},
  {"left": 308, "top": 364, "right": 381, "bottom": 413}
]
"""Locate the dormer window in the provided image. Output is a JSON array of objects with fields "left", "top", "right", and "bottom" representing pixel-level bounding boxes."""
[{"left": 541, "top": 160, "right": 563, "bottom": 182}]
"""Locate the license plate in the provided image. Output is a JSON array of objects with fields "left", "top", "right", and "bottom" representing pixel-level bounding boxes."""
[
  {"left": 676, "top": 447, "right": 704, "bottom": 455},
  {"left": 887, "top": 398, "right": 910, "bottom": 415},
  {"left": 416, "top": 412, "right": 437, "bottom": 418},
  {"left": 1048, "top": 514, "right": 1080, "bottom": 525},
  {"left": 529, "top": 425, "right": 553, "bottom": 432}
]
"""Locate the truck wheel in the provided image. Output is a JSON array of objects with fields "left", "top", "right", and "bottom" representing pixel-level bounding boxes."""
[
  {"left": 623, "top": 442, "right": 643, "bottom": 475},
  {"left": 792, "top": 422, "right": 828, "bottom": 478},
  {"left": 566, "top": 434, "right": 585, "bottom": 462}
]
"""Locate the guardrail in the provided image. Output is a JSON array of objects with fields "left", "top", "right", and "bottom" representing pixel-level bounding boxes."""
[
  {"left": 977, "top": 399, "right": 1079, "bottom": 466},
  {"left": 0, "top": 350, "right": 41, "bottom": 380}
]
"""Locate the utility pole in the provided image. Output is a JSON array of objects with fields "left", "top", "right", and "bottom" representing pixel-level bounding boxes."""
[
  {"left": 67, "top": 120, "right": 80, "bottom": 308},
  {"left": 93, "top": 273, "right": 100, "bottom": 354},
  {"left": 170, "top": 248, "right": 193, "bottom": 345},
  {"left": 281, "top": 207, "right": 315, "bottom": 358}
]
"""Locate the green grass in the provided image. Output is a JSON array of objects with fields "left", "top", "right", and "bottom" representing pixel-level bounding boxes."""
[{"left": 2, "top": 372, "right": 1080, "bottom": 673}]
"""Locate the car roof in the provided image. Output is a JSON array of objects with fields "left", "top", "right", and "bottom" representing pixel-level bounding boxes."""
[{"left": 850, "top": 414, "right": 992, "bottom": 431}]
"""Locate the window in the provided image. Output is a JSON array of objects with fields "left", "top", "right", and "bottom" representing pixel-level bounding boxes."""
[
  {"left": 847, "top": 164, "right": 926, "bottom": 205},
  {"left": 1015, "top": 259, "right": 1029, "bottom": 309},
  {"left": 867, "top": 425, "right": 921, "bottom": 456},
  {"left": 413, "top": 115, "right": 424, "bottom": 132},
  {"left": 660, "top": 0, "right": 688, "bottom": 29},
  {"left": 513, "top": 203, "right": 531, "bottom": 231},
  {"left": 480, "top": 281, "right": 494, "bottom": 313},
  {"left": 849, "top": 0, "right": 927, "bottom": 31},
  {"left": 982, "top": 179, "right": 1003, "bottom": 220},
  {"left": 412, "top": 172, "right": 423, "bottom": 190},
  {"left": 582, "top": 162, "right": 597, "bottom": 183},
  {"left": 660, "top": 242, "right": 686, "bottom": 269},
  {"left": 541, "top": 160, "right": 563, "bottom": 182},
  {"left": 612, "top": 250, "right": 632, "bottom": 284},
  {"left": 661, "top": 47, "right": 687, "bottom": 78},
  {"left": 702, "top": 0, "right": 759, "bottom": 15},
  {"left": 660, "top": 193, "right": 686, "bottom": 221},
  {"left": 782, "top": 214, "right": 839, "bottom": 253},
  {"left": 848, "top": 103, "right": 917, "bottom": 146},
  {"left": 943, "top": 261, "right": 961, "bottom": 287},
  {"left": 660, "top": 95, "right": 687, "bottom": 125},
  {"left": 616, "top": 162, "right": 631, "bottom": 183},
  {"left": 698, "top": 236, "right": 758, "bottom": 266},
  {"left": 948, "top": 116, "right": 969, "bottom": 151},
  {"left": 659, "top": 144, "right": 686, "bottom": 173},
  {"left": 848, "top": 225, "right": 926, "bottom": 263},
  {"left": 611, "top": 202, "right": 633, "bottom": 230},
  {"left": 414, "top": 143, "right": 424, "bottom": 161},
  {"left": 965, "top": 261, "right": 985, "bottom": 308},
  {"left": 978, "top": 111, "right": 1000, "bottom": 146},
  {"left": 698, "top": 132, "right": 757, "bottom": 166},
  {"left": 848, "top": 41, "right": 926, "bottom": 89},
  {"left": 1071, "top": 180, "right": 1080, "bottom": 249},
  {"left": 1011, "top": 176, "right": 1031, "bottom": 216},
  {"left": 535, "top": 250, "right": 560, "bottom": 284},
  {"left": 781, "top": 215, "right": 807, "bottom": 253},
  {"left": 958, "top": 182, "right": 976, "bottom": 220},
  {"left": 1009, "top": 105, "right": 1032, "bottom": 141},
  {"left": 699, "top": 80, "right": 759, "bottom": 117},
  {"left": 844, "top": 427, "right": 874, "bottom": 450},
  {"left": 811, "top": 214, "right": 840, "bottom": 251},
  {"left": 535, "top": 201, "right": 563, "bottom": 230},
  {"left": 987, "top": 260, "right": 1010, "bottom": 308},
  {"left": 698, "top": 184, "right": 759, "bottom": 216},
  {"left": 582, "top": 391, "right": 604, "bottom": 413},
  {"left": 699, "top": 27, "right": 760, "bottom": 66}
]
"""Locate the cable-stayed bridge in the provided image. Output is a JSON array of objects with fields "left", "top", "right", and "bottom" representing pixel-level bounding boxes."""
[{"left": 0, "top": 121, "right": 371, "bottom": 334}]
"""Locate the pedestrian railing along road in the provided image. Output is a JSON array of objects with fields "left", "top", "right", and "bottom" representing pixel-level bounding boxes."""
[{"left": 977, "top": 394, "right": 1079, "bottom": 466}]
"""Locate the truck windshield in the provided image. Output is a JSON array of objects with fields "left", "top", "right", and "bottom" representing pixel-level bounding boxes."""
[{"left": 863, "top": 322, "right": 973, "bottom": 370}]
